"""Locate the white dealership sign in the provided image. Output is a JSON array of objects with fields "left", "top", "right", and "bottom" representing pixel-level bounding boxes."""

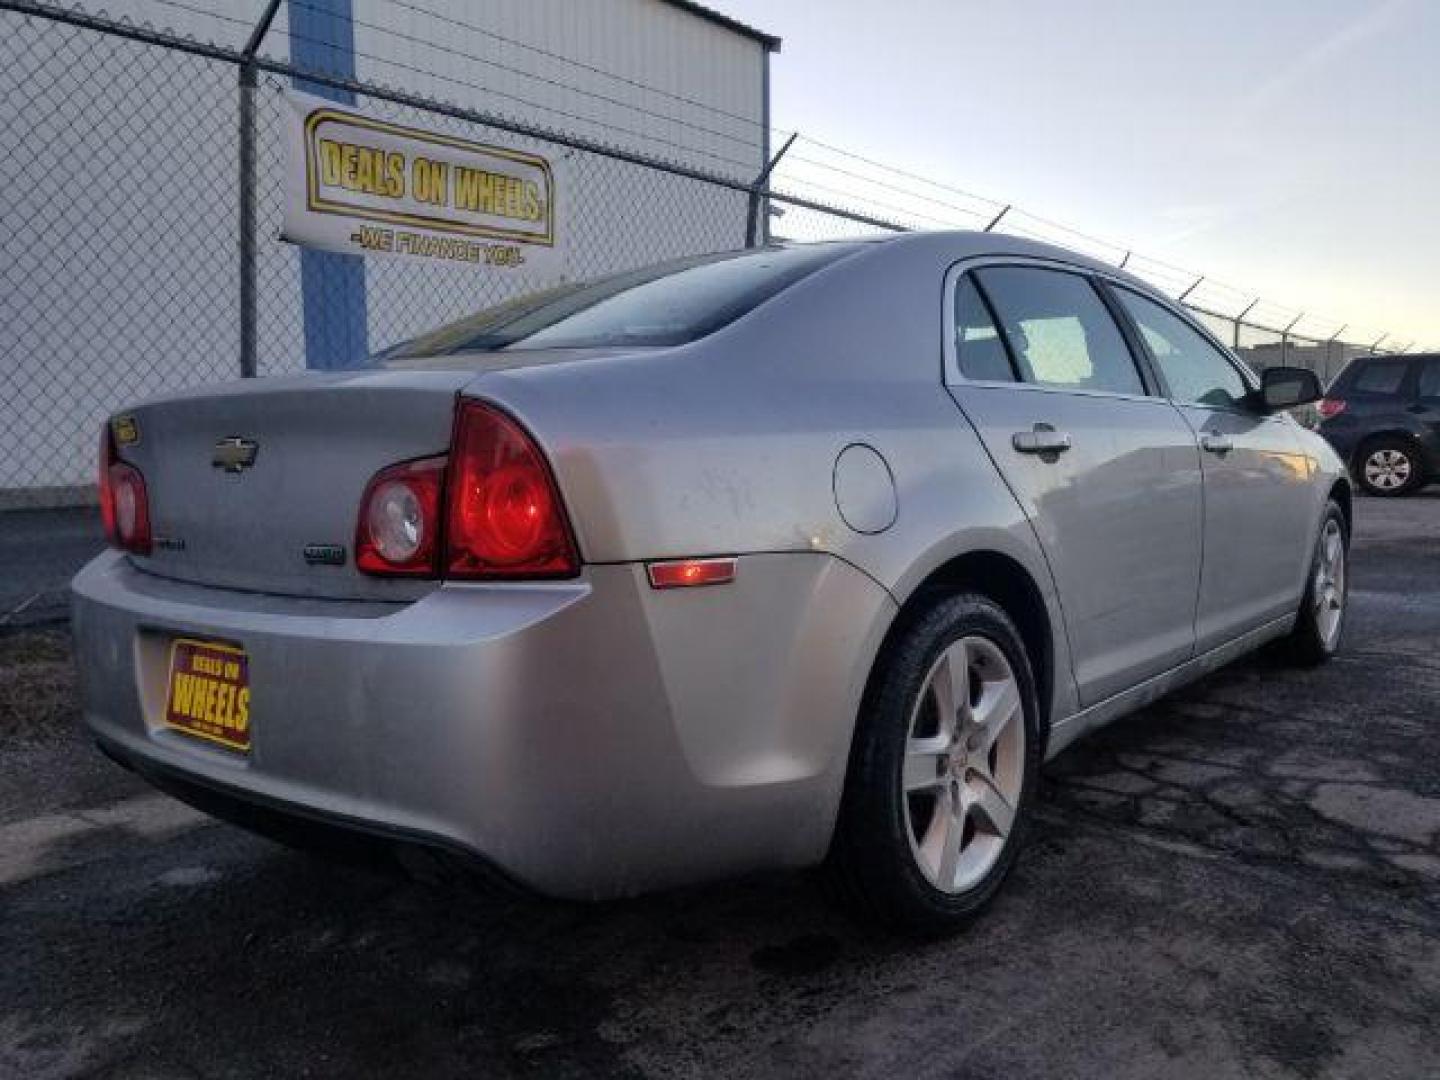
[{"left": 282, "top": 90, "right": 563, "bottom": 272}]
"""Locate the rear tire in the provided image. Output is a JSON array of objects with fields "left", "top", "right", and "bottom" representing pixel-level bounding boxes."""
[
  {"left": 826, "top": 593, "right": 1041, "bottom": 936},
  {"left": 1356, "top": 437, "right": 1422, "bottom": 497},
  {"left": 1282, "top": 499, "right": 1349, "bottom": 666}
]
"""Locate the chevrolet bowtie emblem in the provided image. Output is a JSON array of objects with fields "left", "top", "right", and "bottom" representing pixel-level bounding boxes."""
[{"left": 212, "top": 436, "right": 259, "bottom": 473}]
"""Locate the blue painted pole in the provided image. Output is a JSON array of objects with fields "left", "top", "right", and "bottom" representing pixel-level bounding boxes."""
[{"left": 290, "top": 0, "right": 368, "bottom": 369}]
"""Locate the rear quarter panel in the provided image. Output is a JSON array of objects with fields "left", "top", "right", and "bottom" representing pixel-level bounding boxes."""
[{"left": 466, "top": 235, "right": 1080, "bottom": 724}]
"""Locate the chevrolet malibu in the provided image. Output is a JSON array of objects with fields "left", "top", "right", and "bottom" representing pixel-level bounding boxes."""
[{"left": 72, "top": 233, "right": 1350, "bottom": 933}]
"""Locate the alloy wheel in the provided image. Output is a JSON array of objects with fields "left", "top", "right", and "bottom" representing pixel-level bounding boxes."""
[
  {"left": 1313, "top": 517, "right": 1346, "bottom": 648},
  {"left": 1364, "top": 448, "right": 1412, "bottom": 492},
  {"left": 902, "top": 635, "right": 1025, "bottom": 894}
]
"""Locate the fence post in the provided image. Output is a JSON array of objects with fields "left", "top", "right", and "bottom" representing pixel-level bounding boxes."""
[
  {"left": 1234, "top": 298, "right": 1259, "bottom": 351},
  {"left": 1325, "top": 326, "right": 1346, "bottom": 383},
  {"left": 1281, "top": 312, "right": 1304, "bottom": 369},
  {"left": 745, "top": 132, "right": 796, "bottom": 247},
  {"left": 983, "top": 204, "right": 1010, "bottom": 233},
  {"left": 238, "top": 0, "right": 283, "bottom": 378}
]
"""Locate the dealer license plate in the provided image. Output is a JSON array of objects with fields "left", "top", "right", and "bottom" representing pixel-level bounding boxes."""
[{"left": 163, "top": 638, "right": 252, "bottom": 753}]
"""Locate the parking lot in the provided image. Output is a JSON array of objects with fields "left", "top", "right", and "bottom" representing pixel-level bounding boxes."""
[{"left": 2, "top": 495, "right": 1437, "bottom": 1080}]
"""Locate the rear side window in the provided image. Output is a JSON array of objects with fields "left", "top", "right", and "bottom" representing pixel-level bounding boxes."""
[
  {"left": 954, "top": 275, "right": 1015, "bottom": 381},
  {"left": 1115, "top": 288, "right": 1249, "bottom": 409},
  {"left": 976, "top": 267, "right": 1145, "bottom": 396},
  {"left": 1351, "top": 360, "right": 1409, "bottom": 395},
  {"left": 1419, "top": 360, "right": 1440, "bottom": 399}
]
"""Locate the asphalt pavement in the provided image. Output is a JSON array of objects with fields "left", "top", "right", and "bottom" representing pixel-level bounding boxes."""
[
  {"left": 1, "top": 494, "right": 1437, "bottom": 1079},
  {"left": 0, "top": 508, "right": 102, "bottom": 628}
]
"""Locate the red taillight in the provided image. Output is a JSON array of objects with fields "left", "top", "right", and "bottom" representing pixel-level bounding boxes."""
[
  {"left": 355, "top": 455, "right": 445, "bottom": 576},
  {"left": 1317, "top": 398, "right": 1347, "bottom": 419},
  {"left": 446, "top": 401, "right": 578, "bottom": 579},
  {"left": 354, "top": 401, "right": 578, "bottom": 580},
  {"left": 111, "top": 467, "right": 152, "bottom": 554},
  {"left": 99, "top": 424, "right": 152, "bottom": 555},
  {"left": 99, "top": 426, "right": 117, "bottom": 543}
]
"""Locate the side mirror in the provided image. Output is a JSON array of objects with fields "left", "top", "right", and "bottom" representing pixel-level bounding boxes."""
[{"left": 1258, "top": 365, "right": 1323, "bottom": 413}]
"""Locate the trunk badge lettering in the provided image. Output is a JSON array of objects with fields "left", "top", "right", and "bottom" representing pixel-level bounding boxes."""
[
  {"left": 212, "top": 436, "right": 259, "bottom": 473},
  {"left": 303, "top": 543, "right": 347, "bottom": 566}
]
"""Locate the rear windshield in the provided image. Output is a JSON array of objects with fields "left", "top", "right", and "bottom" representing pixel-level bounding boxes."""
[{"left": 375, "top": 243, "right": 861, "bottom": 361}]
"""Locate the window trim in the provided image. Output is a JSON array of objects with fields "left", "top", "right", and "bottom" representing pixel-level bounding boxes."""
[
  {"left": 941, "top": 256, "right": 1162, "bottom": 402},
  {"left": 954, "top": 272, "right": 1022, "bottom": 382},
  {"left": 1100, "top": 280, "right": 1263, "bottom": 416}
]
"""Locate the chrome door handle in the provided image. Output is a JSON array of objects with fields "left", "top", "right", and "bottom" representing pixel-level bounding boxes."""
[
  {"left": 1012, "top": 428, "right": 1072, "bottom": 455},
  {"left": 1200, "top": 434, "right": 1233, "bottom": 454}
]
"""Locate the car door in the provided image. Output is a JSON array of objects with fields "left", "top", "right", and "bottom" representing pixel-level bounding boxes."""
[
  {"left": 944, "top": 262, "right": 1203, "bottom": 707},
  {"left": 1412, "top": 358, "right": 1440, "bottom": 471},
  {"left": 1108, "top": 285, "right": 1316, "bottom": 652}
]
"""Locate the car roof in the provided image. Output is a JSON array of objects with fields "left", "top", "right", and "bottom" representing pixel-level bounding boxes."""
[{"left": 815, "top": 229, "right": 1167, "bottom": 296}]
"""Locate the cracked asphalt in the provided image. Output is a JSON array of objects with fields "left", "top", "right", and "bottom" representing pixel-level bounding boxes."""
[{"left": 2, "top": 494, "right": 1438, "bottom": 1079}]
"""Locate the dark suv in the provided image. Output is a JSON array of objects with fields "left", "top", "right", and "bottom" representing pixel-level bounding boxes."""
[{"left": 1318, "top": 353, "right": 1440, "bottom": 496}]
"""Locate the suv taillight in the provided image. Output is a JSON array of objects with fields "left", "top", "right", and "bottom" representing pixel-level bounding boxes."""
[
  {"left": 355, "top": 401, "right": 579, "bottom": 580},
  {"left": 1317, "top": 397, "right": 1347, "bottom": 419},
  {"left": 99, "top": 425, "right": 152, "bottom": 555}
]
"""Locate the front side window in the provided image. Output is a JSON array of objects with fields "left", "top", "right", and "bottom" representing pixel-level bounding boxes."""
[
  {"left": 1352, "top": 359, "right": 1410, "bottom": 395},
  {"left": 1116, "top": 288, "right": 1249, "bottom": 409},
  {"left": 975, "top": 267, "right": 1145, "bottom": 395},
  {"left": 954, "top": 274, "right": 1015, "bottom": 382}
]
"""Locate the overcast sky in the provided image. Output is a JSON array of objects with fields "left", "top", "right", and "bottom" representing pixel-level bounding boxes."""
[{"left": 716, "top": 0, "right": 1439, "bottom": 346}]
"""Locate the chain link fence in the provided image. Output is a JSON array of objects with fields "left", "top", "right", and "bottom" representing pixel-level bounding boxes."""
[
  {"left": 0, "top": 0, "right": 1420, "bottom": 508},
  {"left": 1, "top": 7, "right": 243, "bottom": 507}
]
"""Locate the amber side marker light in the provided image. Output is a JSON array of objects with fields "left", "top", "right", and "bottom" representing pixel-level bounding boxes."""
[{"left": 647, "top": 557, "right": 737, "bottom": 590}]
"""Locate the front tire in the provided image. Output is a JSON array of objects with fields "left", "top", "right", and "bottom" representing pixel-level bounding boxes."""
[
  {"left": 826, "top": 593, "right": 1041, "bottom": 935},
  {"left": 1283, "top": 499, "right": 1349, "bottom": 665},
  {"left": 1357, "top": 437, "right": 1422, "bottom": 497}
]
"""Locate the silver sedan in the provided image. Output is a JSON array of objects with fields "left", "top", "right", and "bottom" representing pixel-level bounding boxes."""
[{"left": 72, "top": 232, "right": 1349, "bottom": 934}]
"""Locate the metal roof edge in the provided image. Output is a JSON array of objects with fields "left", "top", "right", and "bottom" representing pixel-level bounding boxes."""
[{"left": 657, "top": 0, "right": 782, "bottom": 51}]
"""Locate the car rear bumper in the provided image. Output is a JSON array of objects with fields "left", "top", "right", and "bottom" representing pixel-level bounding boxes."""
[
  {"left": 92, "top": 731, "right": 529, "bottom": 892},
  {"left": 71, "top": 550, "right": 893, "bottom": 899}
]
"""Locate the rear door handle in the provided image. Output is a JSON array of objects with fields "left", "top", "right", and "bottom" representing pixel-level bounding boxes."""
[
  {"left": 1200, "top": 434, "right": 1233, "bottom": 454},
  {"left": 1011, "top": 428, "right": 1072, "bottom": 455}
]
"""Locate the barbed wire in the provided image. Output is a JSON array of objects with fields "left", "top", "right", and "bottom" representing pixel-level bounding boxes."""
[{"left": 773, "top": 143, "right": 1409, "bottom": 345}]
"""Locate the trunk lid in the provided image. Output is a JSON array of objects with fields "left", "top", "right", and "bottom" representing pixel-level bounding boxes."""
[{"left": 117, "top": 369, "right": 472, "bottom": 601}]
